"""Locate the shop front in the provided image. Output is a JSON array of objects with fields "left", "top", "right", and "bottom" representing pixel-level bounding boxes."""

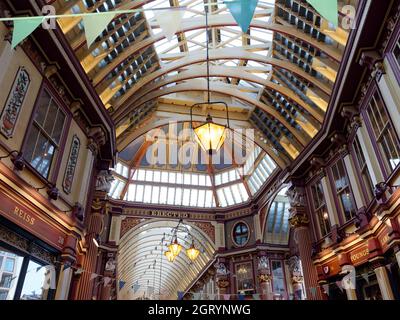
[{"left": 0, "top": 163, "right": 82, "bottom": 300}]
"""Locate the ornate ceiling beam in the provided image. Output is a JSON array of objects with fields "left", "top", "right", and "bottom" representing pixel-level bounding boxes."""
[
  {"left": 113, "top": 64, "right": 323, "bottom": 124},
  {"left": 114, "top": 80, "right": 309, "bottom": 147},
  {"left": 91, "top": 18, "right": 342, "bottom": 85}
]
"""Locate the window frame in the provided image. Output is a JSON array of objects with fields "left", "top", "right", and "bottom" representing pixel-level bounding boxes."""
[
  {"left": 362, "top": 86, "right": 400, "bottom": 178},
  {"left": 328, "top": 157, "right": 358, "bottom": 224},
  {"left": 21, "top": 82, "right": 71, "bottom": 184},
  {"left": 309, "top": 179, "right": 331, "bottom": 238},
  {"left": 349, "top": 134, "right": 375, "bottom": 204}
]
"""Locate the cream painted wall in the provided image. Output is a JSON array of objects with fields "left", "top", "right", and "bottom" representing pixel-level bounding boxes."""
[
  {"left": 0, "top": 26, "right": 93, "bottom": 213},
  {"left": 55, "top": 120, "right": 92, "bottom": 208}
]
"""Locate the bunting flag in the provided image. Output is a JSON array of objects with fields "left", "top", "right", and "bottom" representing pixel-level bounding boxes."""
[
  {"left": 12, "top": 16, "right": 44, "bottom": 49},
  {"left": 147, "top": 286, "right": 155, "bottom": 295},
  {"left": 306, "top": 0, "right": 338, "bottom": 27},
  {"left": 309, "top": 287, "right": 317, "bottom": 299},
  {"left": 177, "top": 291, "right": 185, "bottom": 300},
  {"left": 193, "top": 292, "right": 202, "bottom": 300},
  {"left": 154, "top": 9, "right": 184, "bottom": 41},
  {"left": 223, "top": 294, "right": 231, "bottom": 301},
  {"left": 361, "top": 273, "right": 370, "bottom": 284},
  {"left": 238, "top": 294, "right": 245, "bottom": 301},
  {"left": 225, "top": 0, "right": 259, "bottom": 33},
  {"left": 119, "top": 280, "right": 126, "bottom": 290},
  {"left": 133, "top": 281, "right": 141, "bottom": 294},
  {"left": 103, "top": 277, "right": 112, "bottom": 287},
  {"left": 322, "top": 284, "right": 330, "bottom": 296},
  {"left": 74, "top": 268, "right": 84, "bottom": 275},
  {"left": 83, "top": 12, "right": 116, "bottom": 47},
  {"left": 90, "top": 273, "right": 99, "bottom": 281},
  {"left": 252, "top": 294, "right": 261, "bottom": 300},
  {"left": 336, "top": 281, "right": 344, "bottom": 292},
  {"left": 63, "top": 263, "right": 71, "bottom": 271},
  {"left": 42, "top": 265, "right": 57, "bottom": 290}
]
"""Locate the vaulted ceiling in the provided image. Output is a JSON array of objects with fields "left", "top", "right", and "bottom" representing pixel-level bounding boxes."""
[{"left": 54, "top": 0, "right": 355, "bottom": 167}]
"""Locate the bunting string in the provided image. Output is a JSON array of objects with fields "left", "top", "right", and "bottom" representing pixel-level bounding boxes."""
[{"left": 0, "top": 1, "right": 341, "bottom": 49}]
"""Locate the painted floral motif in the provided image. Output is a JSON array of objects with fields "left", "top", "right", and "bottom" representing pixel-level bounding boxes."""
[
  {"left": 0, "top": 68, "right": 30, "bottom": 138},
  {"left": 62, "top": 135, "right": 80, "bottom": 194}
]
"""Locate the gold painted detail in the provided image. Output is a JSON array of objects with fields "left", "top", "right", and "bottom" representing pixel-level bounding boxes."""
[{"left": 289, "top": 214, "right": 310, "bottom": 228}]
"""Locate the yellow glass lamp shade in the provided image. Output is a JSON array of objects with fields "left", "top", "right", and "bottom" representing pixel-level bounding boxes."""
[
  {"left": 168, "top": 238, "right": 182, "bottom": 257},
  {"left": 194, "top": 115, "right": 227, "bottom": 154},
  {"left": 164, "top": 251, "right": 175, "bottom": 263},
  {"left": 186, "top": 242, "right": 200, "bottom": 261}
]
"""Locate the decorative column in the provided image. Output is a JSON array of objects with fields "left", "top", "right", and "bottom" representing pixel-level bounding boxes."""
[
  {"left": 287, "top": 186, "right": 322, "bottom": 300},
  {"left": 372, "top": 258, "right": 395, "bottom": 300},
  {"left": 55, "top": 247, "right": 76, "bottom": 300},
  {"left": 395, "top": 247, "right": 400, "bottom": 270},
  {"left": 214, "top": 259, "right": 230, "bottom": 300},
  {"left": 99, "top": 254, "right": 117, "bottom": 300},
  {"left": 287, "top": 256, "right": 305, "bottom": 300},
  {"left": 72, "top": 166, "right": 113, "bottom": 300},
  {"left": 256, "top": 252, "right": 272, "bottom": 300}
]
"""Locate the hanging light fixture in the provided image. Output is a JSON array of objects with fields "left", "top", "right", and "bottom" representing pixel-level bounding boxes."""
[
  {"left": 190, "top": 6, "right": 230, "bottom": 155},
  {"left": 164, "top": 219, "right": 201, "bottom": 262},
  {"left": 164, "top": 251, "right": 175, "bottom": 263},
  {"left": 168, "top": 236, "right": 182, "bottom": 257},
  {"left": 186, "top": 240, "right": 200, "bottom": 261}
]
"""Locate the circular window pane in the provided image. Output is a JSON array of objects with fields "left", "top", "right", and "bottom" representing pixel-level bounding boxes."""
[{"left": 233, "top": 222, "right": 249, "bottom": 246}]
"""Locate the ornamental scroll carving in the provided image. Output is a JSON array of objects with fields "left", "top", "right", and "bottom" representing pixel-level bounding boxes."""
[
  {"left": 120, "top": 217, "right": 142, "bottom": 238},
  {"left": 96, "top": 170, "right": 114, "bottom": 193},
  {"left": 192, "top": 222, "right": 215, "bottom": 243},
  {"left": 62, "top": 135, "right": 80, "bottom": 194},
  {"left": 0, "top": 67, "right": 30, "bottom": 138},
  {"left": 286, "top": 186, "right": 306, "bottom": 208}
]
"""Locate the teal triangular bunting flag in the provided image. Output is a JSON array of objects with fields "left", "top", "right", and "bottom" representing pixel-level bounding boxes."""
[
  {"left": 306, "top": 0, "right": 338, "bottom": 27},
  {"left": 225, "top": 0, "right": 259, "bottom": 33},
  {"left": 12, "top": 17, "right": 44, "bottom": 49},
  {"left": 83, "top": 12, "right": 116, "bottom": 47}
]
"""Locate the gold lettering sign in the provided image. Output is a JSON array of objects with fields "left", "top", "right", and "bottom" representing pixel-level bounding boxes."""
[
  {"left": 13, "top": 206, "right": 35, "bottom": 225},
  {"left": 350, "top": 247, "right": 369, "bottom": 264}
]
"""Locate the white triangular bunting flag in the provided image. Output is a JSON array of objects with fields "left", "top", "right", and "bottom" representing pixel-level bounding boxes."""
[
  {"left": 90, "top": 273, "right": 99, "bottom": 281},
  {"left": 361, "top": 273, "right": 370, "bottom": 284},
  {"left": 154, "top": 8, "right": 184, "bottom": 41},
  {"left": 336, "top": 281, "right": 344, "bottom": 292},
  {"left": 193, "top": 292, "right": 202, "bottom": 300},
  {"left": 83, "top": 12, "right": 116, "bottom": 47},
  {"left": 103, "top": 277, "right": 112, "bottom": 287},
  {"left": 322, "top": 284, "right": 330, "bottom": 296}
]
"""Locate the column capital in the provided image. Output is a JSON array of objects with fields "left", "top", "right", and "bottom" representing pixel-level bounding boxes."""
[{"left": 289, "top": 207, "right": 310, "bottom": 229}]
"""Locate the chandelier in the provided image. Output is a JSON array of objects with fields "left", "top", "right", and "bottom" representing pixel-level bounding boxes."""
[
  {"left": 190, "top": 7, "right": 230, "bottom": 155},
  {"left": 164, "top": 219, "right": 200, "bottom": 262}
]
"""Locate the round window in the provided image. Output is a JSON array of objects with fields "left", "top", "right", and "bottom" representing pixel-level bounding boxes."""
[{"left": 232, "top": 222, "right": 249, "bottom": 246}]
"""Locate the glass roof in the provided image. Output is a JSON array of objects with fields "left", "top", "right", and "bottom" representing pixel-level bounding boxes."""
[
  {"left": 108, "top": 144, "right": 278, "bottom": 208},
  {"left": 56, "top": 0, "right": 351, "bottom": 170}
]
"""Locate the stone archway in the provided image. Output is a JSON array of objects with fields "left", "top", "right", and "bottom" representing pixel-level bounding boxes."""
[{"left": 117, "top": 219, "right": 216, "bottom": 300}]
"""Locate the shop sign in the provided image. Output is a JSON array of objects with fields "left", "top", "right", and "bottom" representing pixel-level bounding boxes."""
[
  {"left": 0, "top": 191, "right": 66, "bottom": 250},
  {"left": 350, "top": 246, "right": 369, "bottom": 266},
  {"left": 378, "top": 226, "right": 391, "bottom": 253}
]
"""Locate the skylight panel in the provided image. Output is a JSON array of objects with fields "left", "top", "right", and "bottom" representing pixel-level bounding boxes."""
[
  {"left": 160, "top": 186, "right": 168, "bottom": 204},
  {"left": 135, "top": 185, "right": 144, "bottom": 202},
  {"left": 175, "top": 188, "right": 183, "bottom": 205},
  {"left": 167, "top": 188, "right": 176, "bottom": 205},
  {"left": 144, "top": 185, "right": 152, "bottom": 203},
  {"left": 152, "top": 186, "right": 160, "bottom": 203}
]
